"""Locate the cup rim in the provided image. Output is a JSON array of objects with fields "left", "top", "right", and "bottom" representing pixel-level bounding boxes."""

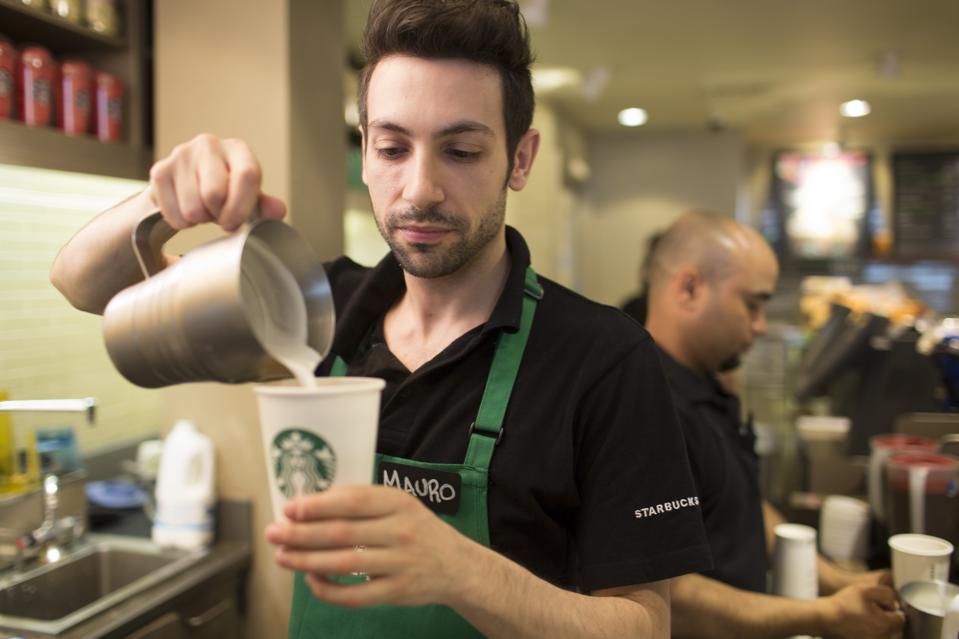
[
  {"left": 254, "top": 377, "right": 386, "bottom": 396},
  {"left": 775, "top": 523, "right": 817, "bottom": 542},
  {"left": 821, "top": 495, "right": 870, "bottom": 511},
  {"left": 888, "top": 533, "right": 955, "bottom": 556},
  {"left": 899, "top": 579, "right": 959, "bottom": 612}
]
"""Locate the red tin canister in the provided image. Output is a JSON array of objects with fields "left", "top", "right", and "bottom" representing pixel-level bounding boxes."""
[
  {"left": 59, "top": 59, "right": 92, "bottom": 135},
  {"left": 17, "top": 45, "right": 56, "bottom": 127},
  {"left": 93, "top": 70, "right": 122, "bottom": 142},
  {"left": 0, "top": 36, "right": 16, "bottom": 120}
]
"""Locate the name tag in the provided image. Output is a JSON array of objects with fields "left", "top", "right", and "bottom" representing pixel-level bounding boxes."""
[{"left": 379, "top": 461, "right": 462, "bottom": 515}]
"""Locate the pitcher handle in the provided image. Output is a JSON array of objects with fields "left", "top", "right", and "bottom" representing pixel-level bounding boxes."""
[
  {"left": 132, "top": 211, "right": 178, "bottom": 279},
  {"left": 940, "top": 434, "right": 959, "bottom": 458},
  {"left": 132, "top": 208, "right": 264, "bottom": 278}
]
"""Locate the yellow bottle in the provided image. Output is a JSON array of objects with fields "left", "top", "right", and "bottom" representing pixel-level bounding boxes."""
[
  {"left": 0, "top": 391, "right": 40, "bottom": 495},
  {"left": 0, "top": 390, "right": 13, "bottom": 494}
]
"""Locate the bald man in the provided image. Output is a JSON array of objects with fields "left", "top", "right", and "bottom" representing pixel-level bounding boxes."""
[{"left": 645, "top": 212, "right": 903, "bottom": 639}]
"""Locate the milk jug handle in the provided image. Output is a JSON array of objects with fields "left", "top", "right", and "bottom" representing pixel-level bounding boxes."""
[
  {"left": 132, "top": 208, "right": 264, "bottom": 279},
  {"left": 133, "top": 212, "right": 178, "bottom": 278}
]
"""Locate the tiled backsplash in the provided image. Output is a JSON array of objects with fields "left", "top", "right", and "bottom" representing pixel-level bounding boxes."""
[{"left": 0, "top": 164, "right": 161, "bottom": 453}]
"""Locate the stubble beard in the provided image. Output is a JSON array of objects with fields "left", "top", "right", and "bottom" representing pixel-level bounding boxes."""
[{"left": 377, "top": 190, "right": 507, "bottom": 279}]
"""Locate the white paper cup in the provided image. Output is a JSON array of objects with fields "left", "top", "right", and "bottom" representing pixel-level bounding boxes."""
[
  {"left": 819, "top": 495, "right": 870, "bottom": 562},
  {"left": 773, "top": 523, "right": 819, "bottom": 600},
  {"left": 254, "top": 377, "right": 385, "bottom": 521},
  {"left": 889, "top": 533, "right": 954, "bottom": 591}
]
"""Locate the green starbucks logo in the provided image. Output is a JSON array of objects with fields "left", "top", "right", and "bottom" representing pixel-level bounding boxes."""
[{"left": 270, "top": 429, "right": 337, "bottom": 498}]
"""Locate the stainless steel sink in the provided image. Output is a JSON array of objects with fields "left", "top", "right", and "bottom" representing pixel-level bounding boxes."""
[{"left": 0, "top": 534, "right": 207, "bottom": 635}]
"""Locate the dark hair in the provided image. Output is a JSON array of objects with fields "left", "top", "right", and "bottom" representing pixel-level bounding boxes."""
[{"left": 358, "top": 0, "right": 535, "bottom": 174}]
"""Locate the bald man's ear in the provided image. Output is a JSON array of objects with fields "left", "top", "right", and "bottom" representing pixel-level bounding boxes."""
[{"left": 675, "top": 268, "right": 704, "bottom": 310}]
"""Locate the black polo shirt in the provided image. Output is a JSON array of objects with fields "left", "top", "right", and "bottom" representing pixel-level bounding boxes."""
[
  {"left": 319, "top": 226, "right": 712, "bottom": 592},
  {"left": 656, "top": 348, "right": 768, "bottom": 592}
]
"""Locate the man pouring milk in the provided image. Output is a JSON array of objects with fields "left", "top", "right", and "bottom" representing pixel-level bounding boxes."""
[{"left": 52, "top": 1, "right": 714, "bottom": 637}]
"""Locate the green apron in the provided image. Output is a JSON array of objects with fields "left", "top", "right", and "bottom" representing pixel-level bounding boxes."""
[{"left": 288, "top": 267, "right": 543, "bottom": 639}]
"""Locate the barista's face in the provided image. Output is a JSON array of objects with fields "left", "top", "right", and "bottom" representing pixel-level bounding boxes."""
[
  {"left": 697, "top": 243, "right": 778, "bottom": 373},
  {"left": 360, "top": 55, "right": 536, "bottom": 278}
]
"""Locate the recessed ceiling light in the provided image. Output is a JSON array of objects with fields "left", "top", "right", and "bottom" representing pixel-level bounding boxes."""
[
  {"left": 531, "top": 67, "right": 581, "bottom": 93},
  {"left": 618, "top": 107, "right": 648, "bottom": 127},
  {"left": 839, "top": 99, "right": 871, "bottom": 118}
]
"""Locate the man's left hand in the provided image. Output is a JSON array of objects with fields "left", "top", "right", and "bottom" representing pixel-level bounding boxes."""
[{"left": 265, "top": 485, "right": 478, "bottom": 609}]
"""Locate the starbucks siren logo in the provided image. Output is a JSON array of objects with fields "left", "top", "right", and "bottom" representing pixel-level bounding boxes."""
[{"left": 271, "top": 429, "right": 337, "bottom": 498}]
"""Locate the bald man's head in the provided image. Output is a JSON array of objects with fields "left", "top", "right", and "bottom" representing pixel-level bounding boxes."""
[
  {"left": 645, "top": 211, "right": 779, "bottom": 375},
  {"left": 648, "top": 211, "right": 771, "bottom": 296}
]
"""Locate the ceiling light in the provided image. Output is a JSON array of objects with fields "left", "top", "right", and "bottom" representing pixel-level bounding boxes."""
[
  {"left": 617, "top": 107, "right": 648, "bottom": 127},
  {"left": 839, "top": 99, "right": 871, "bottom": 118},
  {"left": 531, "top": 67, "right": 581, "bottom": 93}
]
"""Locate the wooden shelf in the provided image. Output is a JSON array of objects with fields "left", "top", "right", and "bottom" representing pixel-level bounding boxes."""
[
  {"left": 0, "top": 118, "right": 150, "bottom": 180},
  {"left": 0, "top": 0, "right": 126, "bottom": 52},
  {"left": 0, "top": 0, "right": 150, "bottom": 180}
]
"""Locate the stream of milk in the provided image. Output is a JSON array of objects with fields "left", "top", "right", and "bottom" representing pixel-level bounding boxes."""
[{"left": 240, "top": 237, "right": 321, "bottom": 387}]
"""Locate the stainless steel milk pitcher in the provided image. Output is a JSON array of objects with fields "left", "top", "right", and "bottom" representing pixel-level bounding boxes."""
[{"left": 102, "top": 211, "right": 335, "bottom": 388}]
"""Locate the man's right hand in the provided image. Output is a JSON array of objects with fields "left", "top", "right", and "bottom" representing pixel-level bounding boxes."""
[
  {"left": 51, "top": 133, "right": 288, "bottom": 314},
  {"left": 147, "top": 133, "right": 286, "bottom": 232},
  {"left": 819, "top": 581, "right": 904, "bottom": 639}
]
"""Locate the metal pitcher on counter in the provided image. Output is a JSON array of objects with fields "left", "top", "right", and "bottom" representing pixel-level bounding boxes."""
[{"left": 102, "top": 211, "right": 335, "bottom": 388}]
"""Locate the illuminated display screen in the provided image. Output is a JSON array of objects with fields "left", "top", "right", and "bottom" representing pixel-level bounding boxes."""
[{"left": 770, "top": 151, "right": 872, "bottom": 261}]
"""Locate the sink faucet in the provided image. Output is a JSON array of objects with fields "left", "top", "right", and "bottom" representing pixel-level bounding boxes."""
[
  {"left": 0, "top": 397, "right": 96, "bottom": 570},
  {"left": 13, "top": 475, "right": 84, "bottom": 568}
]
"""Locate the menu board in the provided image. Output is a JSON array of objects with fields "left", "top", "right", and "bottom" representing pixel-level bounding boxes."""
[
  {"left": 893, "top": 152, "right": 959, "bottom": 259},
  {"left": 770, "top": 151, "right": 871, "bottom": 261}
]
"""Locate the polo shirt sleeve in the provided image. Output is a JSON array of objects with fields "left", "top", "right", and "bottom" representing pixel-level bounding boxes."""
[{"left": 572, "top": 336, "right": 713, "bottom": 591}]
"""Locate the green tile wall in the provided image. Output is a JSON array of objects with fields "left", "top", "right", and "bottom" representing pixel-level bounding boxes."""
[{"left": 0, "top": 164, "right": 161, "bottom": 454}]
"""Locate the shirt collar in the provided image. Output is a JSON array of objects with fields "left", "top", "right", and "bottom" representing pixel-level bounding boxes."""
[
  {"left": 483, "top": 225, "right": 531, "bottom": 335},
  {"left": 330, "top": 225, "right": 531, "bottom": 362},
  {"left": 656, "top": 346, "right": 729, "bottom": 405}
]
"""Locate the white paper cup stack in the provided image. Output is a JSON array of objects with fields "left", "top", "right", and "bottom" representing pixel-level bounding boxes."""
[
  {"left": 773, "top": 523, "right": 819, "bottom": 600},
  {"left": 819, "top": 495, "right": 870, "bottom": 562}
]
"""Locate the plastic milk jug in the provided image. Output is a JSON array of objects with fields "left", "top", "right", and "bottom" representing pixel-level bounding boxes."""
[{"left": 152, "top": 420, "right": 215, "bottom": 549}]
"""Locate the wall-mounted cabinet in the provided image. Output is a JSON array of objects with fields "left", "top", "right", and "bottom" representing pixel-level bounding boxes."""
[{"left": 0, "top": 0, "right": 152, "bottom": 179}]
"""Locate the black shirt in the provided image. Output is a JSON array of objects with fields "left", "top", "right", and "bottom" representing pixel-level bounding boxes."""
[
  {"left": 656, "top": 347, "right": 768, "bottom": 592},
  {"left": 320, "top": 226, "right": 712, "bottom": 592},
  {"left": 620, "top": 292, "right": 649, "bottom": 326}
]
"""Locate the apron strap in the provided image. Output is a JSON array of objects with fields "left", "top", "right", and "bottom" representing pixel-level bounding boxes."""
[{"left": 463, "top": 266, "right": 541, "bottom": 469}]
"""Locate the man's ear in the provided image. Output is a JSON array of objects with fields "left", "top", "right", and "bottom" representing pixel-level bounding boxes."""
[
  {"left": 675, "top": 268, "right": 704, "bottom": 310},
  {"left": 508, "top": 128, "right": 540, "bottom": 191},
  {"left": 359, "top": 125, "right": 368, "bottom": 186}
]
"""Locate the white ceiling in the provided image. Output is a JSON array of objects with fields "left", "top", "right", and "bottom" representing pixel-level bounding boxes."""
[{"left": 345, "top": 0, "right": 959, "bottom": 144}]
